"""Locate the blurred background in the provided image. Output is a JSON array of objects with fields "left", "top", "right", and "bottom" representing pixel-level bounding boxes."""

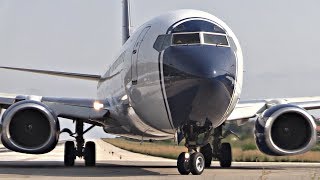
[{"left": 0, "top": 0, "right": 320, "bottom": 141}]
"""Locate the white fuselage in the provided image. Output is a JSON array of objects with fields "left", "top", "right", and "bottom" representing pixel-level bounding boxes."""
[{"left": 97, "top": 10, "right": 243, "bottom": 140}]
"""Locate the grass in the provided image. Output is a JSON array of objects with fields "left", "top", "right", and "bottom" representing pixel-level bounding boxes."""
[
  {"left": 104, "top": 138, "right": 186, "bottom": 159},
  {"left": 233, "top": 148, "right": 320, "bottom": 162},
  {"left": 104, "top": 138, "right": 320, "bottom": 162}
]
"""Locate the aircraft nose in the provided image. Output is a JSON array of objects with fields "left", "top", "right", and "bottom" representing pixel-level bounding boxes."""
[{"left": 162, "top": 45, "right": 237, "bottom": 128}]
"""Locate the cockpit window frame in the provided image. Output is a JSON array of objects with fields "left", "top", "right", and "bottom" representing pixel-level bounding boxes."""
[
  {"left": 201, "top": 32, "right": 230, "bottom": 47},
  {"left": 171, "top": 32, "right": 202, "bottom": 46},
  {"left": 170, "top": 31, "right": 230, "bottom": 47},
  {"left": 153, "top": 31, "right": 231, "bottom": 52}
]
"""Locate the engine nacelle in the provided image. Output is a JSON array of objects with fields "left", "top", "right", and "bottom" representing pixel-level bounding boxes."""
[
  {"left": 0, "top": 107, "right": 3, "bottom": 131},
  {"left": 1, "top": 100, "right": 60, "bottom": 154},
  {"left": 254, "top": 104, "right": 317, "bottom": 156}
]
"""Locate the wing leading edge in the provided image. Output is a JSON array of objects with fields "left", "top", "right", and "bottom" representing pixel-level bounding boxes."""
[
  {"left": 0, "top": 94, "right": 109, "bottom": 125},
  {"left": 0, "top": 66, "right": 101, "bottom": 81},
  {"left": 228, "top": 96, "right": 320, "bottom": 121}
]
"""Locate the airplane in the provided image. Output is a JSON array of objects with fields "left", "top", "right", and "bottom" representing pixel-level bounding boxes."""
[{"left": 0, "top": 0, "right": 320, "bottom": 175}]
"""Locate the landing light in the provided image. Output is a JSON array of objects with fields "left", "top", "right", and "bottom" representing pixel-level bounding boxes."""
[
  {"left": 121, "top": 95, "right": 128, "bottom": 101},
  {"left": 185, "top": 152, "right": 190, "bottom": 159},
  {"left": 93, "top": 101, "right": 104, "bottom": 110}
]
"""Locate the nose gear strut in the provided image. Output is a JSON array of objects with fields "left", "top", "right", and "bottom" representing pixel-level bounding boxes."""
[
  {"left": 177, "top": 120, "right": 212, "bottom": 175},
  {"left": 177, "top": 121, "right": 233, "bottom": 175}
]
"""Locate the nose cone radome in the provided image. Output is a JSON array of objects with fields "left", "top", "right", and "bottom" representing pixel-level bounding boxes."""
[{"left": 162, "top": 45, "right": 237, "bottom": 128}]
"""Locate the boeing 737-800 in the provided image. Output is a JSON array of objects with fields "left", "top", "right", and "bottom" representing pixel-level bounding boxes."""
[{"left": 0, "top": 0, "right": 320, "bottom": 175}]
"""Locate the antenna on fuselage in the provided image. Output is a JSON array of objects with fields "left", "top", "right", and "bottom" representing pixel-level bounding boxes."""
[{"left": 122, "top": 0, "right": 131, "bottom": 45}]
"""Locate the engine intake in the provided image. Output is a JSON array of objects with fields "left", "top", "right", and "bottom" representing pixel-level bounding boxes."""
[
  {"left": 1, "top": 101, "right": 60, "bottom": 154},
  {"left": 254, "top": 104, "right": 317, "bottom": 156}
]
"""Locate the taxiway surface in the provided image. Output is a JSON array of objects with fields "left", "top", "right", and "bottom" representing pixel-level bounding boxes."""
[{"left": 0, "top": 139, "right": 319, "bottom": 180}]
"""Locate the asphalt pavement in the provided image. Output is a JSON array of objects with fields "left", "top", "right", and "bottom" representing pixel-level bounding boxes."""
[{"left": 0, "top": 139, "right": 319, "bottom": 180}]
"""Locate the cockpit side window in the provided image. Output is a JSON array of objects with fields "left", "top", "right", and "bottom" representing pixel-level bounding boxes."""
[
  {"left": 153, "top": 34, "right": 172, "bottom": 52},
  {"left": 153, "top": 35, "right": 166, "bottom": 51},
  {"left": 172, "top": 33, "right": 200, "bottom": 45}
]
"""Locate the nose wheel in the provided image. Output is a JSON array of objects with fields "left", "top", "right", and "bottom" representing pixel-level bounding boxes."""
[
  {"left": 177, "top": 152, "right": 205, "bottom": 175},
  {"left": 177, "top": 152, "right": 190, "bottom": 175},
  {"left": 190, "top": 152, "right": 205, "bottom": 175},
  {"left": 62, "top": 120, "right": 96, "bottom": 167}
]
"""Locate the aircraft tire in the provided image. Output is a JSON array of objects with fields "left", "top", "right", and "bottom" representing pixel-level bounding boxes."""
[
  {"left": 200, "top": 143, "right": 213, "bottom": 168},
  {"left": 190, "top": 152, "right": 205, "bottom": 175},
  {"left": 219, "top": 143, "right": 232, "bottom": 168},
  {"left": 177, "top": 152, "right": 190, "bottom": 175},
  {"left": 84, "top": 141, "right": 96, "bottom": 166},
  {"left": 64, "top": 141, "right": 75, "bottom": 166}
]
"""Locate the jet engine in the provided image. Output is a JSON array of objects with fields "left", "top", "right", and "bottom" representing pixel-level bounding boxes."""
[
  {"left": 0, "top": 107, "right": 3, "bottom": 129},
  {"left": 254, "top": 104, "right": 317, "bottom": 156},
  {"left": 1, "top": 100, "right": 60, "bottom": 154}
]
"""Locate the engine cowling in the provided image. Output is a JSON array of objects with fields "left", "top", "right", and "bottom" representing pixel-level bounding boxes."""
[
  {"left": 0, "top": 107, "right": 3, "bottom": 131},
  {"left": 254, "top": 104, "right": 317, "bottom": 156},
  {"left": 1, "top": 100, "right": 60, "bottom": 154}
]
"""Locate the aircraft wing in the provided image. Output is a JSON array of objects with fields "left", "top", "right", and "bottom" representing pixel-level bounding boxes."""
[
  {"left": 0, "top": 66, "right": 109, "bottom": 125},
  {"left": 0, "top": 93, "right": 110, "bottom": 125},
  {"left": 227, "top": 96, "right": 320, "bottom": 121},
  {"left": 0, "top": 66, "right": 101, "bottom": 81}
]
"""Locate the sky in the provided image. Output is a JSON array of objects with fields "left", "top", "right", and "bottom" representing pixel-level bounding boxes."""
[{"left": 0, "top": 0, "right": 320, "bottom": 138}]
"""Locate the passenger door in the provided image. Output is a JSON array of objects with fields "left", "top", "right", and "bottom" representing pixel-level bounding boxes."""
[{"left": 131, "top": 26, "right": 150, "bottom": 85}]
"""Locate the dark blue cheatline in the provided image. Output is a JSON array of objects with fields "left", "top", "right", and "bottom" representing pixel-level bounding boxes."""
[{"left": 162, "top": 45, "right": 237, "bottom": 128}]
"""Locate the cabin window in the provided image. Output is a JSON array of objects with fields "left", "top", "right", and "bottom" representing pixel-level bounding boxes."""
[
  {"left": 203, "top": 33, "right": 229, "bottom": 46},
  {"left": 172, "top": 33, "right": 200, "bottom": 45}
]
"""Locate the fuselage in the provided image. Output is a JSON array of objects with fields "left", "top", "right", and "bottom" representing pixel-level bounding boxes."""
[{"left": 97, "top": 9, "right": 243, "bottom": 140}]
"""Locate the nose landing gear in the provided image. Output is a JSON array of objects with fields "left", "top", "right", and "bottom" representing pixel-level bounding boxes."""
[
  {"left": 177, "top": 151, "right": 206, "bottom": 175},
  {"left": 61, "top": 120, "right": 96, "bottom": 167},
  {"left": 177, "top": 121, "right": 211, "bottom": 175},
  {"left": 177, "top": 122, "right": 233, "bottom": 175}
]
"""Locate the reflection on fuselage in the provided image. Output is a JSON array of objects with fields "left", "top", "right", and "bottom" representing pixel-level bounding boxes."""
[
  {"left": 162, "top": 45, "right": 236, "bottom": 128},
  {"left": 97, "top": 11, "right": 242, "bottom": 140}
]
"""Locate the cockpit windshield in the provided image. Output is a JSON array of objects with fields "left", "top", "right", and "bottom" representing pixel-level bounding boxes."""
[
  {"left": 171, "top": 32, "right": 229, "bottom": 46},
  {"left": 203, "top": 33, "right": 229, "bottom": 46},
  {"left": 172, "top": 33, "right": 201, "bottom": 45},
  {"left": 153, "top": 32, "right": 230, "bottom": 52}
]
